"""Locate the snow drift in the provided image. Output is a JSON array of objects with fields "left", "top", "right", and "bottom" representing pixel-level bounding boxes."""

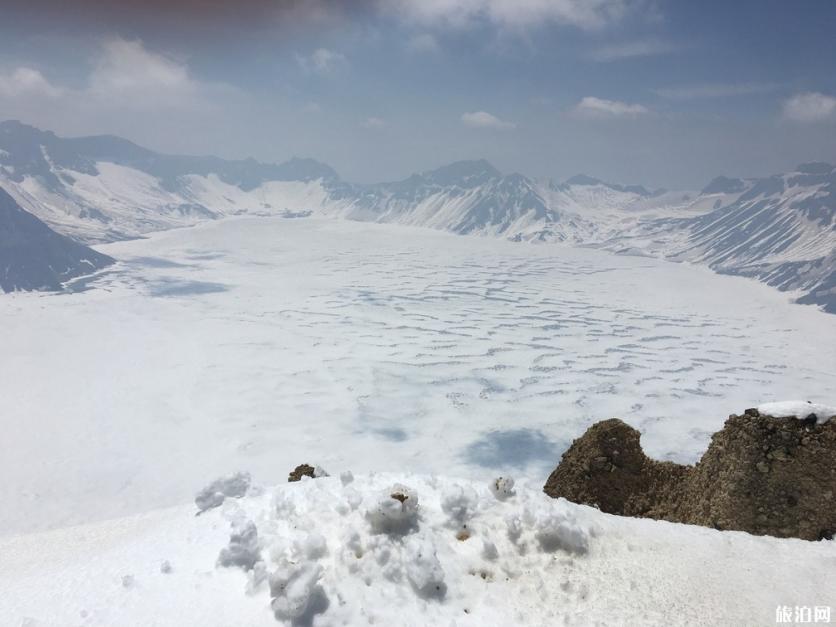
[{"left": 2, "top": 472, "right": 834, "bottom": 626}]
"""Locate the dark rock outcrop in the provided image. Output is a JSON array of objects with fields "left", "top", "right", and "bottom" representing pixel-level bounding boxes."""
[
  {"left": 544, "top": 409, "right": 836, "bottom": 541},
  {"left": 288, "top": 464, "right": 316, "bottom": 482},
  {"left": 542, "top": 419, "right": 688, "bottom": 519}
]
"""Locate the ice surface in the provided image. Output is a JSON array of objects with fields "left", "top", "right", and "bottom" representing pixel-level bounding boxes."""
[
  {"left": 1, "top": 217, "right": 835, "bottom": 535},
  {"left": 757, "top": 400, "right": 836, "bottom": 424}
]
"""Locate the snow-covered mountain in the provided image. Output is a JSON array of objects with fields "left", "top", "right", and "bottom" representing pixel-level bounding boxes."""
[
  {"left": 0, "top": 186, "right": 113, "bottom": 292},
  {"left": 1, "top": 120, "right": 834, "bottom": 312},
  {"left": 601, "top": 163, "right": 836, "bottom": 312},
  {"left": 536, "top": 175, "right": 703, "bottom": 241},
  {"left": 0, "top": 120, "right": 336, "bottom": 243},
  {"left": 0, "top": 121, "right": 590, "bottom": 244},
  {"left": 0, "top": 120, "right": 696, "bottom": 247},
  {"left": 330, "top": 160, "right": 593, "bottom": 243}
]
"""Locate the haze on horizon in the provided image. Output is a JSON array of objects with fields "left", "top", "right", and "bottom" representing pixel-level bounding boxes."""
[{"left": 2, "top": 0, "right": 836, "bottom": 189}]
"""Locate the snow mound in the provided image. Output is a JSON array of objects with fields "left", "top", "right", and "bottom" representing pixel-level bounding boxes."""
[
  {"left": 212, "top": 473, "right": 594, "bottom": 624},
  {"left": 3, "top": 473, "right": 835, "bottom": 626},
  {"left": 757, "top": 400, "right": 836, "bottom": 424}
]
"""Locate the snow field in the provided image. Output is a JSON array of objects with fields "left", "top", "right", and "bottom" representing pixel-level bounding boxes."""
[{"left": 1, "top": 217, "right": 835, "bottom": 536}]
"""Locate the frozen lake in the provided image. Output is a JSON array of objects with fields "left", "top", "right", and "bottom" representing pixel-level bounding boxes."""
[{"left": 2, "top": 216, "right": 834, "bottom": 535}]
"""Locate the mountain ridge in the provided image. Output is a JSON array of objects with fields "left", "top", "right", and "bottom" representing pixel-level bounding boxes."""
[{"left": 1, "top": 121, "right": 833, "bottom": 312}]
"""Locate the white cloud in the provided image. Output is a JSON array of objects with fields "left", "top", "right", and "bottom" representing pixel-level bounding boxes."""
[
  {"left": 363, "top": 116, "right": 387, "bottom": 128},
  {"left": 572, "top": 96, "right": 650, "bottom": 118},
  {"left": 87, "top": 38, "right": 203, "bottom": 109},
  {"left": 407, "top": 33, "right": 441, "bottom": 54},
  {"left": 0, "top": 38, "right": 229, "bottom": 113},
  {"left": 0, "top": 67, "right": 63, "bottom": 99},
  {"left": 589, "top": 40, "right": 676, "bottom": 62},
  {"left": 0, "top": 36, "right": 243, "bottom": 142},
  {"left": 379, "top": 0, "right": 629, "bottom": 30},
  {"left": 783, "top": 92, "right": 836, "bottom": 123},
  {"left": 461, "top": 110, "right": 516, "bottom": 130},
  {"left": 654, "top": 82, "right": 776, "bottom": 100},
  {"left": 296, "top": 48, "right": 347, "bottom": 74}
]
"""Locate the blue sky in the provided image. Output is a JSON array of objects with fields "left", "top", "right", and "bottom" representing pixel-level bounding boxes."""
[{"left": 1, "top": 0, "right": 836, "bottom": 188}]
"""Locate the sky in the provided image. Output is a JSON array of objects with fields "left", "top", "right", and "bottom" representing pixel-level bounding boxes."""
[{"left": 1, "top": 0, "right": 836, "bottom": 189}]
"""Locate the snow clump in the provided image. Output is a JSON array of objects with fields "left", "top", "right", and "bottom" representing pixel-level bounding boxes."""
[
  {"left": 195, "top": 471, "right": 251, "bottom": 512},
  {"left": 365, "top": 483, "right": 420, "bottom": 535},
  {"left": 269, "top": 561, "right": 327, "bottom": 622},
  {"left": 217, "top": 520, "right": 261, "bottom": 571},
  {"left": 405, "top": 536, "right": 447, "bottom": 599},
  {"left": 490, "top": 476, "right": 516, "bottom": 501},
  {"left": 534, "top": 511, "right": 590, "bottom": 554}
]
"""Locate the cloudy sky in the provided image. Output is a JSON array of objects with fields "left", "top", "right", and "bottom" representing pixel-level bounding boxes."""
[{"left": 2, "top": 0, "right": 835, "bottom": 188}]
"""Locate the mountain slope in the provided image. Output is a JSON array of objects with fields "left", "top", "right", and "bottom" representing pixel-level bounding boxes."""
[
  {"left": 601, "top": 162, "right": 836, "bottom": 312},
  {"left": 329, "top": 160, "right": 590, "bottom": 242},
  {"left": 0, "top": 186, "right": 114, "bottom": 292},
  {"left": 0, "top": 120, "right": 337, "bottom": 243},
  {"left": 674, "top": 162, "right": 834, "bottom": 267}
]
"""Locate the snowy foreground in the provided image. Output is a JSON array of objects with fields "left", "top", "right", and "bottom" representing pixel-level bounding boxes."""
[
  {"left": 2, "top": 473, "right": 834, "bottom": 626},
  {"left": 1, "top": 217, "right": 836, "bottom": 536}
]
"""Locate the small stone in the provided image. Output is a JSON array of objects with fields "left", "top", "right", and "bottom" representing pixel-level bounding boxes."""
[
  {"left": 756, "top": 461, "right": 770, "bottom": 474},
  {"left": 772, "top": 449, "right": 789, "bottom": 462},
  {"left": 288, "top": 464, "right": 316, "bottom": 482}
]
